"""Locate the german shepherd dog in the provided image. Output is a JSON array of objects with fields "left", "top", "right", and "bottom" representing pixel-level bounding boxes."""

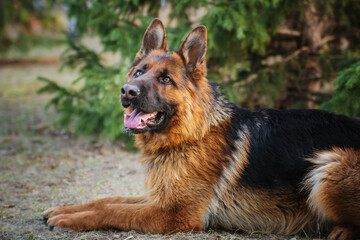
[{"left": 43, "top": 19, "right": 360, "bottom": 239}]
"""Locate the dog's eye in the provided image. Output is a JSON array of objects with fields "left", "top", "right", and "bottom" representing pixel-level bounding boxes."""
[
  {"left": 134, "top": 70, "right": 143, "bottom": 77},
  {"left": 161, "top": 76, "right": 172, "bottom": 85}
]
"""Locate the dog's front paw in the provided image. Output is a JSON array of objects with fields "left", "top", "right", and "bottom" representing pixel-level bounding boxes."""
[
  {"left": 42, "top": 204, "right": 104, "bottom": 231},
  {"left": 42, "top": 207, "right": 57, "bottom": 219},
  {"left": 45, "top": 210, "right": 100, "bottom": 231},
  {"left": 42, "top": 206, "right": 70, "bottom": 225},
  {"left": 42, "top": 207, "right": 59, "bottom": 226}
]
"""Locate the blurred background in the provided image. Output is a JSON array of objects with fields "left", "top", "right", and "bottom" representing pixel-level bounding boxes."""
[{"left": 1, "top": 0, "right": 360, "bottom": 146}]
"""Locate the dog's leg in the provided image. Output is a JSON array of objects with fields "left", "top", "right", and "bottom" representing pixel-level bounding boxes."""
[
  {"left": 45, "top": 202, "right": 203, "bottom": 233},
  {"left": 304, "top": 148, "right": 360, "bottom": 239},
  {"left": 42, "top": 196, "right": 147, "bottom": 223}
]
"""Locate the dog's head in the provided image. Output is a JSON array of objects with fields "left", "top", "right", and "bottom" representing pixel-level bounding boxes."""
[{"left": 121, "top": 19, "right": 209, "bottom": 135}]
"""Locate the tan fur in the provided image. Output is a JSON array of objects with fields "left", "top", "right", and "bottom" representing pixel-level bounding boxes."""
[
  {"left": 43, "top": 19, "right": 360, "bottom": 239},
  {"left": 206, "top": 187, "right": 313, "bottom": 235},
  {"left": 43, "top": 19, "right": 234, "bottom": 234},
  {"left": 304, "top": 147, "right": 360, "bottom": 238}
]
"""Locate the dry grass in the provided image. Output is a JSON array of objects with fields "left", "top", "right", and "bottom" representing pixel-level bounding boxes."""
[{"left": 0, "top": 46, "right": 305, "bottom": 240}]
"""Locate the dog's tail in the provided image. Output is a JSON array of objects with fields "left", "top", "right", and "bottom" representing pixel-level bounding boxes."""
[{"left": 304, "top": 147, "right": 360, "bottom": 239}]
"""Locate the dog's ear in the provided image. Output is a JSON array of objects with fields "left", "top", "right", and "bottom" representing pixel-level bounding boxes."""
[
  {"left": 178, "top": 26, "right": 207, "bottom": 71},
  {"left": 135, "top": 18, "right": 168, "bottom": 60}
]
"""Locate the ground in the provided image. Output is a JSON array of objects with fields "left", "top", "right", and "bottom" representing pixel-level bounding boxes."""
[{"left": 0, "top": 46, "right": 308, "bottom": 240}]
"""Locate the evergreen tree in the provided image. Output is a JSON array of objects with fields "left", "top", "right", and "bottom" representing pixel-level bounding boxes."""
[
  {"left": 38, "top": 0, "right": 360, "bottom": 144},
  {"left": 321, "top": 60, "right": 360, "bottom": 117}
]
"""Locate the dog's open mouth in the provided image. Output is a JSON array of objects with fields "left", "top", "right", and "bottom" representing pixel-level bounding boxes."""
[{"left": 124, "top": 108, "right": 165, "bottom": 130}]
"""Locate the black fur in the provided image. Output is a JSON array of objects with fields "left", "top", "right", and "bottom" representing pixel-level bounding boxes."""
[{"left": 224, "top": 107, "right": 360, "bottom": 189}]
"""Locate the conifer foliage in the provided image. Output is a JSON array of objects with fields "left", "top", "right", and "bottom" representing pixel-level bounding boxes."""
[
  {"left": 321, "top": 60, "right": 360, "bottom": 117},
  {"left": 38, "top": 0, "right": 360, "bottom": 143}
]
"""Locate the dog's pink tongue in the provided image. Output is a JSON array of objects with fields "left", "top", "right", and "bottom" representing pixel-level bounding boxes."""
[
  {"left": 124, "top": 109, "right": 141, "bottom": 128},
  {"left": 124, "top": 109, "right": 153, "bottom": 129}
]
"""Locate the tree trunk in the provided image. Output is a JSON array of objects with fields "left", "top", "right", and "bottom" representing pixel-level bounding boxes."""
[{"left": 275, "top": 1, "right": 330, "bottom": 109}]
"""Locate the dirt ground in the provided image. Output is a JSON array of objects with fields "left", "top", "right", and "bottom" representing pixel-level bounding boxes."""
[{"left": 0, "top": 48, "right": 307, "bottom": 240}]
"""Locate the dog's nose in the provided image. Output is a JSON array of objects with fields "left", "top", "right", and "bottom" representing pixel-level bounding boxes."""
[{"left": 121, "top": 84, "right": 140, "bottom": 100}]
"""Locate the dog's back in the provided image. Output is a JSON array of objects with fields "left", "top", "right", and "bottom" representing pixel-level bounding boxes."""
[{"left": 237, "top": 107, "right": 360, "bottom": 188}]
